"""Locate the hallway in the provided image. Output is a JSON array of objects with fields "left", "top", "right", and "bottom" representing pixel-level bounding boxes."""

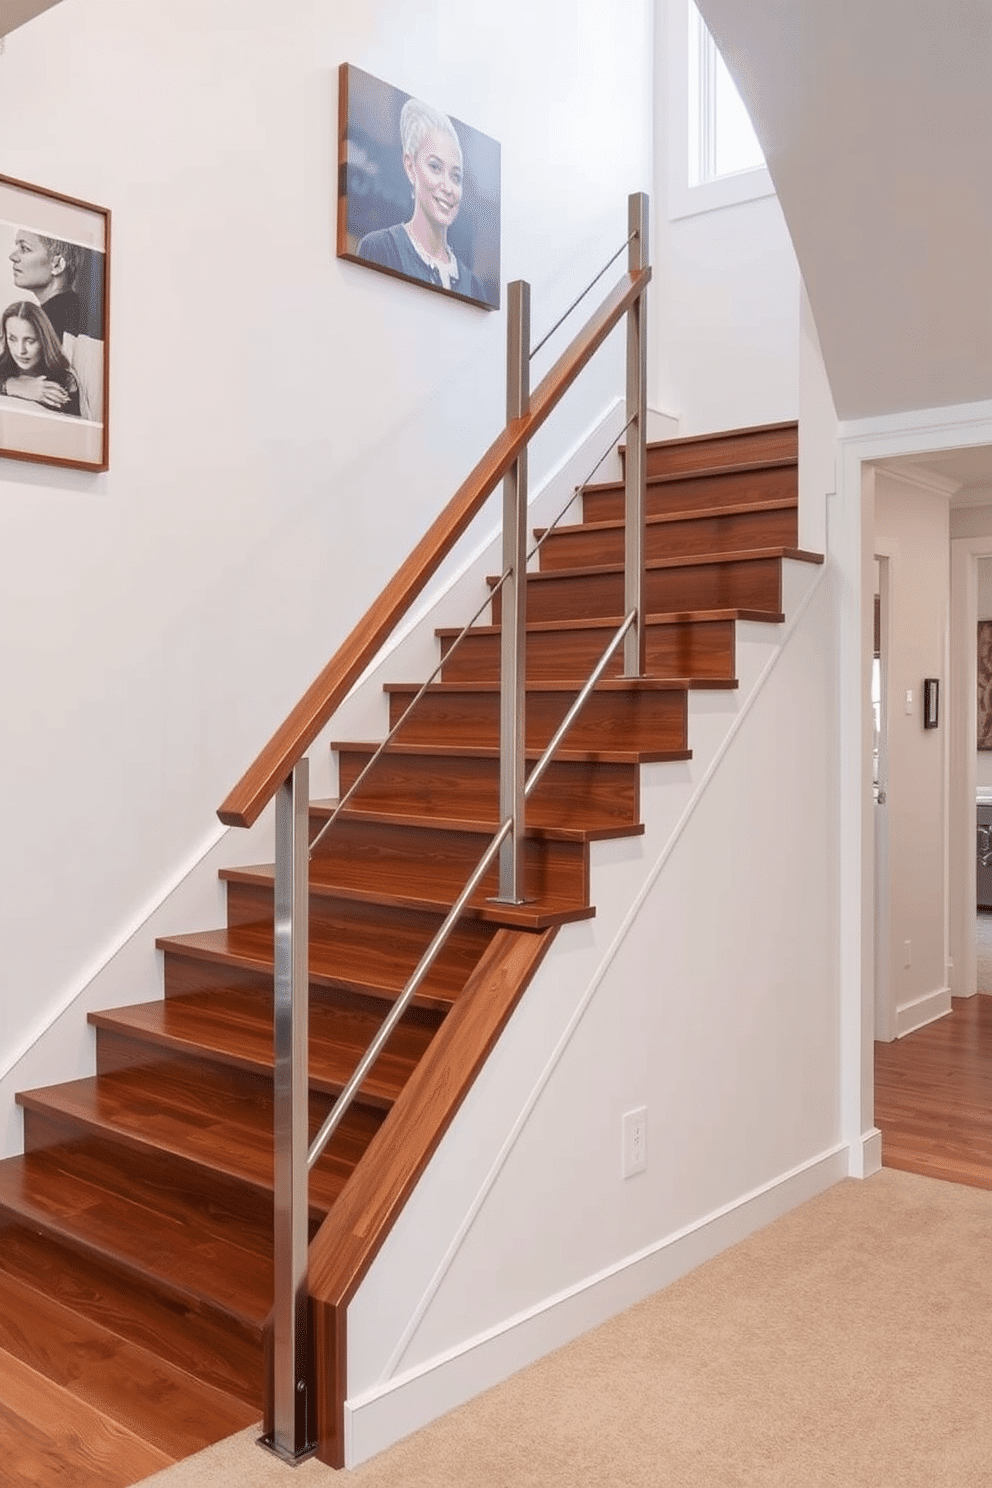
[{"left": 875, "top": 994, "right": 992, "bottom": 1189}]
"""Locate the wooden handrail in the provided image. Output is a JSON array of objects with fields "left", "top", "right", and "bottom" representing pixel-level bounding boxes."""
[{"left": 218, "top": 266, "right": 651, "bottom": 829}]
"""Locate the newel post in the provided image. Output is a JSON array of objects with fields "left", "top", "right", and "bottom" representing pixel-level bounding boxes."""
[
  {"left": 265, "top": 757, "right": 315, "bottom": 1462},
  {"left": 624, "top": 191, "right": 649, "bottom": 679},
  {"left": 496, "top": 279, "right": 530, "bottom": 905}
]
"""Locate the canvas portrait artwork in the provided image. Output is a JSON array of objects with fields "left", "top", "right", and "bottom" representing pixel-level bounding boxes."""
[
  {"left": 979, "top": 621, "right": 992, "bottom": 749},
  {"left": 337, "top": 64, "right": 500, "bottom": 311},
  {"left": 0, "top": 175, "right": 109, "bottom": 471}
]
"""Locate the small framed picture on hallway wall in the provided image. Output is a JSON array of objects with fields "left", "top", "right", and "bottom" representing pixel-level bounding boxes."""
[
  {"left": 337, "top": 63, "right": 501, "bottom": 311},
  {"left": 0, "top": 174, "right": 110, "bottom": 473}
]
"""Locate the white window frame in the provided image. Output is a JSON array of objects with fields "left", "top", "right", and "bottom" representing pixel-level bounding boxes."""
[{"left": 667, "top": 0, "right": 775, "bottom": 220}]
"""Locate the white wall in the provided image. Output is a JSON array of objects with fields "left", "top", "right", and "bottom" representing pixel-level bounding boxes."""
[
  {"left": 649, "top": 0, "right": 800, "bottom": 435},
  {"left": 345, "top": 554, "right": 843, "bottom": 1464},
  {"left": 0, "top": 0, "right": 653, "bottom": 1126},
  {"left": 874, "top": 471, "right": 950, "bottom": 1036}
]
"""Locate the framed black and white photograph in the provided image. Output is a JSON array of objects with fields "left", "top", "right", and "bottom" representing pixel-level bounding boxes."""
[
  {"left": 923, "top": 677, "right": 939, "bottom": 730},
  {"left": 337, "top": 63, "right": 500, "bottom": 311},
  {"left": 0, "top": 174, "right": 109, "bottom": 472}
]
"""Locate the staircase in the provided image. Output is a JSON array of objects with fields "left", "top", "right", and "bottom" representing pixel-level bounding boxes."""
[{"left": 0, "top": 419, "right": 816, "bottom": 1483}]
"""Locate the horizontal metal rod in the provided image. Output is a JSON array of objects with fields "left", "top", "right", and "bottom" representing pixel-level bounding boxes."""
[
  {"left": 308, "top": 817, "right": 514, "bottom": 1170},
  {"left": 306, "top": 400, "right": 643, "bottom": 860},
  {"left": 524, "top": 611, "right": 637, "bottom": 802},
  {"left": 530, "top": 231, "right": 638, "bottom": 361},
  {"left": 307, "top": 567, "right": 514, "bottom": 857}
]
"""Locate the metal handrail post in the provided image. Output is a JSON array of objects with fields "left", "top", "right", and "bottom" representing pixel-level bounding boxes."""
[
  {"left": 624, "top": 192, "right": 649, "bottom": 679},
  {"left": 495, "top": 279, "right": 530, "bottom": 904},
  {"left": 265, "top": 758, "right": 314, "bottom": 1462}
]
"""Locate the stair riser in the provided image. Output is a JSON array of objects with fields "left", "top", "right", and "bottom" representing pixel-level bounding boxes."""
[
  {"left": 20, "top": 1100, "right": 330, "bottom": 1225},
  {"left": 22, "top": 1113, "right": 285, "bottom": 1249},
  {"left": 495, "top": 558, "right": 782, "bottom": 626},
  {"left": 583, "top": 463, "right": 796, "bottom": 523},
  {"left": 336, "top": 748, "right": 640, "bottom": 830},
  {"left": 621, "top": 424, "right": 797, "bottom": 477},
  {"left": 225, "top": 881, "right": 496, "bottom": 989},
  {"left": 386, "top": 686, "right": 688, "bottom": 752},
  {"left": 438, "top": 617, "right": 737, "bottom": 682},
  {"left": 309, "top": 817, "right": 591, "bottom": 911},
  {"left": 94, "top": 1031, "right": 388, "bottom": 1139},
  {"left": 0, "top": 1219, "right": 265, "bottom": 1410},
  {"left": 161, "top": 942, "right": 466, "bottom": 1017},
  {"left": 21, "top": 1073, "right": 381, "bottom": 1217},
  {"left": 537, "top": 506, "right": 798, "bottom": 572}
]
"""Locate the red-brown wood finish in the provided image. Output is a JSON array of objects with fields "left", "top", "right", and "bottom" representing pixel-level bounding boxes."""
[
  {"left": 875, "top": 993, "right": 992, "bottom": 1188},
  {"left": 0, "top": 419, "right": 812, "bottom": 1481}
]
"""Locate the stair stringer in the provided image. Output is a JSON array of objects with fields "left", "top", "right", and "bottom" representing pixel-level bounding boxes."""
[
  {"left": 341, "top": 553, "right": 845, "bottom": 1467},
  {"left": 0, "top": 400, "right": 635, "bottom": 1164}
]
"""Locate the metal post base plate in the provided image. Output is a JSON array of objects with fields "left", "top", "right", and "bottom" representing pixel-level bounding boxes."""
[{"left": 257, "top": 1432, "right": 318, "bottom": 1467}]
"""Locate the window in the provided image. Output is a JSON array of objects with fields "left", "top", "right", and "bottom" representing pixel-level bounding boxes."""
[
  {"left": 669, "top": 0, "right": 775, "bottom": 219},
  {"left": 687, "top": 1, "right": 765, "bottom": 186}
]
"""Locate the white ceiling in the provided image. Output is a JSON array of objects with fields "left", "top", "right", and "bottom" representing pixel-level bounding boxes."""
[
  {"left": 695, "top": 0, "right": 992, "bottom": 424},
  {"left": 0, "top": 0, "right": 63, "bottom": 37}
]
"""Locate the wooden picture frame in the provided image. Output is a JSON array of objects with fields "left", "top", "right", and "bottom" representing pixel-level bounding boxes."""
[
  {"left": 923, "top": 677, "right": 939, "bottom": 729},
  {"left": 337, "top": 63, "right": 500, "bottom": 311},
  {"left": 0, "top": 173, "right": 110, "bottom": 472}
]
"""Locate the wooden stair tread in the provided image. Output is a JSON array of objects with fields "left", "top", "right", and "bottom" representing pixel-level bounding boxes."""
[
  {"left": 382, "top": 676, "right": 737, "bottom": 695},
  {"left": 309, "top": 804, "right": 650, "bottom": 843},
  {"left": 90, "top": 989, "right": 434, "bottom": 1109},
  {"left": 220, "top": 858, "right": 604, "bottom": 932},
  {"left": 0, "top": 1343, "right": 173, "bottom": 1488},
  {"left": 535, "top": 495, "right": 798, "bottom": 538},
  {"left": 0, "top": 1149, "right": 273, "bottom": 1326},
  {"left": 0, "top": 1221, "right": 264, "bottom": 1410},
  {"left": 157, "top": 922, "right": 477, "bottom": 1007},
  {"left": 436, "top": 607, "right": 784, "bottom": 639},
  {"left": 15, "top": 1065, "right": 381, "bottom": 1214},
  {"left": 330, "top": 740, "right": 691, "bottom": 763},
  {"left": 492, "top": 546, "right": 823, "bottom": 586},
  {"left": 0, "top": 1266, "right": 256, "bottom": 1460},
  {"left": 584, "top": 454, "right": 797, "bottom": 495}
]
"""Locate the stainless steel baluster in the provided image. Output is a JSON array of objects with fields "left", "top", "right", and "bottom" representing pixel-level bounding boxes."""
[
  {"left": 496, "top": 279, "right": 530, "bottom": 904},
  {"left": 624, "top": 192, "right": 649, "bottom": 679},
  {"left": 266, "top": 758, "right": 314, "bottom": 1462}
]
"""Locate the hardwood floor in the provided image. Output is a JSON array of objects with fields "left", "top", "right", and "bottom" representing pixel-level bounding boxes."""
[{"left": 875, "top": 993, "right": 992, "bottom": 1189}]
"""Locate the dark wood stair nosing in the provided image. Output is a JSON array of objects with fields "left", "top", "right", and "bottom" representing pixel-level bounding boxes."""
[
  {"left": 489, "top": 546, "right": 822, "bottom": 589},
  {"left": 14, "top": 1080, "right": 342, "bottom": 1224},
  {"left": 435, "top": 607, "right": 786, "bottom": 641},
  {"left": 586, "top": 453, "right": 798, "bottom": 496},
  {"left": 534, "top": 495, "right": 799, "bottom": 539}
]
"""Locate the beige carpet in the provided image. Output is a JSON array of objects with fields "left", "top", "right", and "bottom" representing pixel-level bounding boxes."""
[{"left": 137, "top": 1168, "right": 992, "bottom": 1487}]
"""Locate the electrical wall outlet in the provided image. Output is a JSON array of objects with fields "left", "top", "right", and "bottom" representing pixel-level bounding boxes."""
[{"left": 622, "top": 1107, "right": 647, "bottom": 1178}]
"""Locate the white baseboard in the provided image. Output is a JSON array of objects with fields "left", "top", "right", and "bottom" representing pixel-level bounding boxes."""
[
  {"left": 849, "top": 1127, "right": 882, "bottom": 1178},
  {"left": 896, "top": 985, "right": 952, "bottom": 1039},
  {"left": 344, "top": 1142, "right": 848, "bottom": 1467}
]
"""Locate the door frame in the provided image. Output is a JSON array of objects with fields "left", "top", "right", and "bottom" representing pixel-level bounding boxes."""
[
  {"left": 949, "top": 536, "right": 992, "bottom": 1001},
  {"left": 836, "top": 399, "right": 992, "bottom": 1179}
]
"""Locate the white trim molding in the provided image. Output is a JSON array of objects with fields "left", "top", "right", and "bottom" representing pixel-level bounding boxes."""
[
  {"left": 895, "top": 986, "right": 953, "bottom": 1040},
  {"left": 666, "top": 0, "right": 775, "bottom": 220},
  {"left": 344, "top": 1143, "right": 848, "bottom": 1467},
  {"left": 835, "top": 398, "right": 992, "bottom": 1189}
]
